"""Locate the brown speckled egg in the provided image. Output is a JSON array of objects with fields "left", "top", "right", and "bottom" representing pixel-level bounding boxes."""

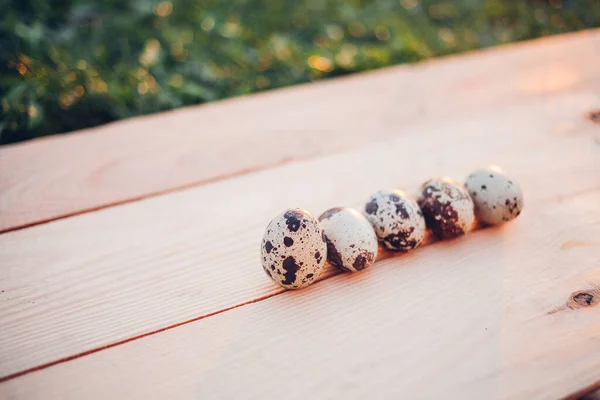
[
  {"left": 364, "top": 190, "right": 426, "bottom": 252},
  {"left": 319, "top": 208, "right": 378, "bottom": 272},
  {"left": 419, "top": 178, "right": 475, "bottom": 239},
  {"left": 261, "top": 209, "right": 327, "bottom": 289},
  {"left": 465, "top": 167, "right": 524, "bottom": 225}
]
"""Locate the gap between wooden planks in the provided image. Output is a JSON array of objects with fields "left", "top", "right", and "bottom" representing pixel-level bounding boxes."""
[
  {"left": 1, "top": 189, "right": 599, "bottom": 399},
  {"left": 0, "top": 85, "right": 599, "bottom": 382},
  {"left": 0, "top": 29, "right": 599, "bottom": 233}
]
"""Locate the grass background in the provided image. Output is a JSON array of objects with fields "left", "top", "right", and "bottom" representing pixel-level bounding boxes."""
[{"left": 1, "top": 0, "right": 599, "bottom": 145}]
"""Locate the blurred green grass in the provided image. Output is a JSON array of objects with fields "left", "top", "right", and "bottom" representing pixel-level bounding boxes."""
[{"left": 1, "top": 0, "right": 599, "bottom": 145}]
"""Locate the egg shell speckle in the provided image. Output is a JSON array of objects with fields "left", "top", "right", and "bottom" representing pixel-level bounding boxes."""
[
  {"left": 465, "top": 167, "right": 524, "bottom": 225},
  {"left": 418, "top": 178, "right": 475, "bottom": 240},
  {"left": 364, "top": 190, "right": 426, "bottom": 252},
  {"left": 261, "top": 209, "right": 327, "bottom": 289},
  {"left": 319, "top": 208, "right": 378, "bottom": 272}
]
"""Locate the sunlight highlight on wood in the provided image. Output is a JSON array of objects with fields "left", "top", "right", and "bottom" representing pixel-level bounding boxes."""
[{"left": 561, "top": 240, "right": 597, "bottom": 250}]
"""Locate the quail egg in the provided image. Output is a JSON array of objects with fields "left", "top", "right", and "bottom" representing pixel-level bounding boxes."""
[
  {"left": 465, "top": 167, "right": 524, "bottom": 225},
  {"left": 319, "top": 207, "right": 378, "bottom": 272},
  {"left": 261, "top": 209, "right": 327, "bottom": 289},
  {"left": 418, "top": 178, "right": 475, "bottom": 239},
  {"left": 364, "top": 190, "right": 426, "bottom": 251}
]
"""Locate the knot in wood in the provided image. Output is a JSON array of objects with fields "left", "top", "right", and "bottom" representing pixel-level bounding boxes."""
[{"left": 569, "top": 290, "right": 599, "bottom": 309}]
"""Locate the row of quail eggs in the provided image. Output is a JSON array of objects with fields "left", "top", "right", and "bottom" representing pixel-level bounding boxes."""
[{"left": 261, "top": 166, "right": 523, "bottom": 289}]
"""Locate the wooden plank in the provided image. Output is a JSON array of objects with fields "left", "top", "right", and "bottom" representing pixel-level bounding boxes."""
[
  {"left": 0, "top": 87, "right": 598, "bottom": 380},
  {"left": 1, "top": 30, "right": 599, "bottom": 232},
  {"left": 1, "top": 189, "right": 598, "bottom": 399}
]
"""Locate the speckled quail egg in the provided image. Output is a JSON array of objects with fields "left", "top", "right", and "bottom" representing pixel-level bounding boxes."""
[
  {"left": 364, "top": 190, "right": 426, "bottom": 252},
  {"left": 318, "top": 207, "right": 378, "bottom": 272},
  {"left": 261, "top": 208, "right": 327, "bottom": 289},
  {"left": 465, "top": 166, "right": 524, "bottom": 225},
  {"left": 419, "top": 178, "right": 475, "bottom": 239}
]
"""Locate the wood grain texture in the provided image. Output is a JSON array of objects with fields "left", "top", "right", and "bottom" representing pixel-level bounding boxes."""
[
  {"left": 0, "top": 85, "right": 599, "bottom": 380},
  {"left": 1, "top": 190, "right": 599, "bottom": 400},
  {"left": 1, "top": 29, "right": 599, "bottom": 232}
]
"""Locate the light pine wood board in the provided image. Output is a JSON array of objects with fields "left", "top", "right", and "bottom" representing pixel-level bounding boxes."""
[
  {"left": 0, "top": 87, "right": 599, "bottom": 380},
  {"left": 1, "top": 30, "right": 599, "bottom": 232},
  {"left": 1, "top": 190, "right": 599, "bottom": 399}
]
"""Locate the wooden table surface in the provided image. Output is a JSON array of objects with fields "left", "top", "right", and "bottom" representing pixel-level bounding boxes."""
[{"left": 1, "top": 29, "right": 599, "bottom": 399}]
